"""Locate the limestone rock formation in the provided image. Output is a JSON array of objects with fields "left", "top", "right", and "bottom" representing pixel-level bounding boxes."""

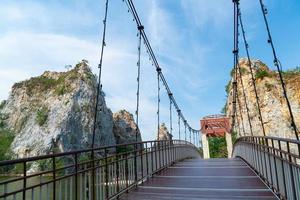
[
  {"left": 226, "top": 58, "right": 300, "bottom": 140},
  {"left": 158, "top": 123, "right": 173, "bottom": 140},
  {"left": 0, "top": 60, "right": 116, "bottom": 158},
  {"left": 113, "top": 109, "right": 142, "bottom": 144}
]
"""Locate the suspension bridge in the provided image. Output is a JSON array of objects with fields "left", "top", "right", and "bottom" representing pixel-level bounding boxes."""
[{"left": 0, "top": 0, "right": 300, "bottom": 199}]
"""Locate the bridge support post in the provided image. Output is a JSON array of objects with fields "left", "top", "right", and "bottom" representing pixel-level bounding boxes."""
[
  {"left": 202, "top": 134, "right": 210, "bottom": 159},
  {"left": 225, "top": 132, "right": 233, "bottom": 158}
]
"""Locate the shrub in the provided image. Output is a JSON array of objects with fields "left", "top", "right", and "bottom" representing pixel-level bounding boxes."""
[
  {"left": 0, "top": 113, "right": 8, "bottom": 129},
  {"left": 265, "top": 83, "right": 273, "bottom": 90},
  {"left": 225, "top": 80, "right": 231, "bottom": 95},
  {"left": 255, "top": 69, "right": 270, "bottom": 80},
  {"left": 117, "top": 145, "right": 134, "bottom": 154},
  {"left": 0, "top": 100, "right": 6, "bottom": 110},
  {"left": 36, "top": 107, "right": 49, "bottom": 126},
  {"left": 208, "top": 137, "right": 228, "bottom": 158},
  {"left": 0, "top": 129, "right": 14, "bottom": 161},
  {"left": 55, "top": 85, "right": 67, "bottom": 96}
]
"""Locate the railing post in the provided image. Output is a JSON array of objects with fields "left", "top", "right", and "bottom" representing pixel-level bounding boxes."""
[
  {"left": 151, "top": 142, "right": 154, "bottom": 173},
  {"left": 22, "top": 161, "right": 27, "bottom": 200},
  {"left": 146, "top": 143, "right": 149, "bottom": 176},
  {"left": 265, "top": 138, "right": 273, "bottom": 187},
  {"left": 278, "top": 140, "right": 287, "bottom": 199},
  {"left": 287, "top": 141, "right": 297, "bottom": 200},
  {"left": 91, "top": 149, "right": 96, "bottom": 200},
  {"left": 125, "top": 151, "right": 129, "bottom": 192},
  {"left": 162, "top": 141, "right": 165, "bottom": 167},
  {"left": 155, "top": 141, "right": 158, "bottom": 171},
  {"left": 116, "top": 149, "right": 120, "bottom": 195},
  {"left": 74, "top": 153, "right": 78, "bottom": 200},
  {"left": 134, "top": 143, "right": 138, "bottom": 184},
  {"left": 104, "top": 148, "right": 109, "bottom": 199},
  {"left": 52, "top": 157, "right": 56, "bottom": 200},
  {"left": 140, "top": 143, "right": 144, "bottom": 182},
  {"left": 271, "top": 139, "right": 279, "bottom": 196}
]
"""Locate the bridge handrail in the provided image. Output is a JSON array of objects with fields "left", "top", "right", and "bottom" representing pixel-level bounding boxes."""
[
  {"left": 0, "top": 139, "right": 199, "bottom": 199},
  {"left": 233, "top": 136, "right": 300, "bottom": 200},
  {"left": 0, "top": 139, "right": 194, "bottom": 166}
]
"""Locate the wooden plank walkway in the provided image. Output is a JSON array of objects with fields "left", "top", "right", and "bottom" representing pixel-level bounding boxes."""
[{"left": 120, "top": 158, "right": 277, "bottom": 199}]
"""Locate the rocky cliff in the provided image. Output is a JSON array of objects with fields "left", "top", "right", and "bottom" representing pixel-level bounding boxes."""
[
  {"left": 0, "top": 61, "right": 140, "bottom": 160},
  {"left": 226, "top": 58, "right": 300, "bottom": 139},
  {"left": 113, "top": 110, "right": 142, "bottom": 144},
  {"left": 158, "top": 123, "right": 173, "bottom": 140}
]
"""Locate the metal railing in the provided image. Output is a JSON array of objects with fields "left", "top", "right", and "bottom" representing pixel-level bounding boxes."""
[
  {"left": 233, "top": 136, "right": 300, "bottom": 200},
  {"left": 0, "top": 140, "right": 199, "bottom": 200}
]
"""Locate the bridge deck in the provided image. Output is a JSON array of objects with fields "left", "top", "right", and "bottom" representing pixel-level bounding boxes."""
[{"left": 120, "top": 158, "right": 277, "bottom": 199}]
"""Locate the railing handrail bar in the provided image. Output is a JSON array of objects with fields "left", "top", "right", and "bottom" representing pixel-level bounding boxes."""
[
  {"left": 236, "top": 136, "right": 300, "bottom": 145},
  {"left": 0, "top": 139, "right": 193, "bottom": 166}
]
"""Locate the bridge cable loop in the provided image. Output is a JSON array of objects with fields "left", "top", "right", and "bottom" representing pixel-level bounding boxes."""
[
  {"left": 125, "top": 0, "right": 200, "bottom": 134},
  {"left": 258, "top": 0, "right": 299, "bottom": 141}
]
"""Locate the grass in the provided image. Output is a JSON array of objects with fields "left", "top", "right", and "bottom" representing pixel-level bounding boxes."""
[
  {"left": 36, "top": 107, "right": 49, "bottom": 126},
  {"left": 283, "top": 66, "right": 300, "bottom": 78},
  {"left": 255, "top": 69, "right": 271, "bottom": 80}
]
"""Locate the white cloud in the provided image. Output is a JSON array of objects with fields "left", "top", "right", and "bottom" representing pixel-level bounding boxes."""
[{"left": 180, "top": 0, "right": 232, "bottom": 30}]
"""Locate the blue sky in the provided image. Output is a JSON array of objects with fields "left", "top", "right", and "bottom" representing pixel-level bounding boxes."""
[{"left": 0, "top": 0, "right": 299, "bottom": 141}]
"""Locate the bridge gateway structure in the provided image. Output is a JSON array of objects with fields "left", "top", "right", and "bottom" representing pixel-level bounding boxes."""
[
  {"left": 200, "top": 115, "right": 232, "bottom": 159},
  {"left": 1, "top": 0, "right": 300, "bottom": 199}
]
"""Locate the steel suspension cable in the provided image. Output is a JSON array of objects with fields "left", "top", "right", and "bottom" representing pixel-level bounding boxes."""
[
  {"left": 92, "top": 0, "right": 109, "bottom": 148},
  {"left": 238, "top": 8, "right": 266, "bottom": 136},
  {"left": 157, "top": 68, "right": 161, "bottom": 140},
  {"left": 259, "top": 0, "right": 299, "bottom": 141},
  {"left": 231, "top": 0, "right": 239, "bottom": 131},
  {"left": 135, "top": 26, "right": 143, "bottom": 142},
  {"left": 178, "top": 110, "right": 181, "bottom": 140},
  {"left": 169, "top": 93, "right": 173, "bottom": 137},
  {"left": 235, "top": 2, "right": 253, "bottom": 136},
  {"left": 184, "top": 121, "right": 187, "bottom": 141},
  {"left": 193, "top": 131, "right": 196, "bottom": 146},
  {"left": 189, "top": 128, "right": 192, "bottom": 143}
]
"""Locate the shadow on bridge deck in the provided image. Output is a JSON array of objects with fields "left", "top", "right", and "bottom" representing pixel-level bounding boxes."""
[{"left": 120, "top": 158, "right": 277, "bottom": 200}]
